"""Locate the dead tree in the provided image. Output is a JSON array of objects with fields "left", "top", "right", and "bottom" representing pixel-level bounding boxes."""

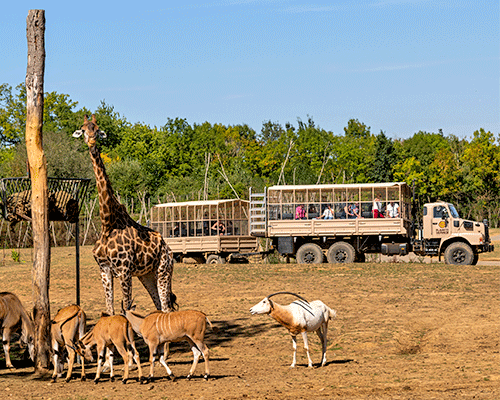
[{"left": 26, "top": 9, "right": 51, "bottom": 372}]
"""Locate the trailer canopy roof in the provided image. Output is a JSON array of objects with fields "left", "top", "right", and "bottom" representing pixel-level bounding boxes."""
[
  {"left": 154, "top": 199, "right": 248, "bottom": 208},
  {"left": 267, "top": 182, "right": 408, "bottom": 191}
]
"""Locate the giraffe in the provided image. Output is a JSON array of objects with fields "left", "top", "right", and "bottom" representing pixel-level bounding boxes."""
[{"left": 73, "top": 114, "right": 176, "bottom": 315}]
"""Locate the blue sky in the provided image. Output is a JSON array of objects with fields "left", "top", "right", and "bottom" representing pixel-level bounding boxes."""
[{"left": 2, "top": 1, "right": 498, "bottom": 139}]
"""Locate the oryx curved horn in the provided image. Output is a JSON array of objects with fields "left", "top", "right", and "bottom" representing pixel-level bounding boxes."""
[{"left": 267, "top": 291, "right": 310, "bottom": 303}]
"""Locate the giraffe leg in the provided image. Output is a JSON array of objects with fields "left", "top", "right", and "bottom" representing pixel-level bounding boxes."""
[
  {"left": 138, "top": 271, "right": 161, "bottom": 311},
  {"left": 97, "top": 259, "right": 115, "bottom": 315},
  {"left": 119, "top": 272, "right": 133, "bottom": 313},
  {"left": 157, "top": 245, "right": 175, "bottom": 312}
]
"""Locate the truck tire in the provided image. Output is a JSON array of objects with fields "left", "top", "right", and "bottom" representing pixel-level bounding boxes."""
[
  {"left": 296, "top": 243, "right": 324, "bottom": 264},
  {"left": 444, "top": 242, "right": 474, "bottom": 265},
  {"left": 471, "top": 253, "right": 479, "bottom": 265},
  {"left": 206, "top": 254, "right": 225, "bottom": 264},
  {"left": 327, "top": 242, "right": 355, "bottom": 263}
]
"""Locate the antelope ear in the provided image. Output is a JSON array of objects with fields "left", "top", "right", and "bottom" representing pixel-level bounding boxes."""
[
  {"left": 97, "top": 130, "right": 107, "bottom": 139},
  {"left": 72, "top": 130, "right": 84, "bottom": 138}
]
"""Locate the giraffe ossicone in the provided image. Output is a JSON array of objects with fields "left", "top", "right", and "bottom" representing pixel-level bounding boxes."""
[{"left": 74, "top": 114, "right": 176, "bottom": 315}]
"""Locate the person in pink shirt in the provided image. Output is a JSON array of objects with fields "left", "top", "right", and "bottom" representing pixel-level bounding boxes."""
[{"left": 295, "top": 204, "right": 306, "bottom": 219}]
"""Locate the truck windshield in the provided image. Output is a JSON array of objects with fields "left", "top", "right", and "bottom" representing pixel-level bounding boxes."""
[{"left": 448, "top": 204, "right": 460, "bottom": 218}]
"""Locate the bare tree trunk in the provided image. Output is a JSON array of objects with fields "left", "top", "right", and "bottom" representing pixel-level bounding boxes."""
[{"left": 25, "top": 9, "right": 51, "bottom": 373}]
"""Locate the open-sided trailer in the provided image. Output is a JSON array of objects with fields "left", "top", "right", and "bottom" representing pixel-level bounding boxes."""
[{"left": 150, "top": 199, "right": 270, "bottom": 264}]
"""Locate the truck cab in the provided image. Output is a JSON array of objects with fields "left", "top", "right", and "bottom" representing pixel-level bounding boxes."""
[{"left": 418, "top": 201, "right": 493, "bottom": 265}]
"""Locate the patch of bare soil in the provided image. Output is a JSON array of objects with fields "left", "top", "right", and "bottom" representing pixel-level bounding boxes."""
[{"left": 0, "top": 246, "right": 498, "bottom": 399}]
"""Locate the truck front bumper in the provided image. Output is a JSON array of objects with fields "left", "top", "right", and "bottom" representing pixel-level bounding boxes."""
[{"left": 480, "top": 244, "right": 495, "bottom": 253}]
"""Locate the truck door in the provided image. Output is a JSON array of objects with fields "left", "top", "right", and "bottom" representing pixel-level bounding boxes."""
[{"left": 430, "top": 205, "right": 450, "bottom": 238}]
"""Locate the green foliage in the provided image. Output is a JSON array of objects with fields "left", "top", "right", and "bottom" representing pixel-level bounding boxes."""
[
  {"left": 368, "top": 131, "right": 396, "bottom": 183},
  {"left": 1, "top": 81, "right": 499, "bottom": 226},
  {"left": 344, "top": 118, "right": 371, "bottom": 139},
  {"left": 11, "top": 250, "right": 20, "bottom": 263},
  {"left": 0, "top": 83, "right": 26, "bottom": 147}
]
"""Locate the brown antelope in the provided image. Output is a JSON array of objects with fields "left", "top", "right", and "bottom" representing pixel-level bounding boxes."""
[
  {"left": 250, "top": 292, "right": 336, "bottom": 368},
  {"left": 0, "top": 292, "right": 34, "bottom": 368},
  {"left": 123, "top": 304, "right": 211, "bottom": 382},
  {"left": 75, "top": 314, "right": 143, "bottom": 384},
  {"left": 51, "top": 305, "right": 87, "bottom": 382}
]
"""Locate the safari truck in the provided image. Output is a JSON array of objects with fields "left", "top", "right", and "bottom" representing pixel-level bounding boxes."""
[
  {"left": 150, "top": 199, "right": 261, "bottom": 264},
  {"left": 249, "top": 182, "right": 493, "bottom": 265}
]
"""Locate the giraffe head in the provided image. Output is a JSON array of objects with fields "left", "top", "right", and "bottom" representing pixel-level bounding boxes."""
[{"left": 73, "top": 114, "right": 106, "bottom": 147}]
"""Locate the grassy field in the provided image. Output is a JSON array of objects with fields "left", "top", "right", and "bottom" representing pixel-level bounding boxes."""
[{"left": 0, "top": 245, "right": 499, "bottom": 399}]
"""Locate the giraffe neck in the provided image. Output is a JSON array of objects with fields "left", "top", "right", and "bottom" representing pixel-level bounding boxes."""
[{"left": 89, "top": 144, "right": 122, "bottom": 230}]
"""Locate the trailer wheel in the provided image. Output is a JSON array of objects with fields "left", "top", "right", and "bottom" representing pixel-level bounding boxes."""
[
  {"left": 206, "top": 254, "right": 225, "bottom": 264},
  {"left": 296, "top": 243, "right": 324, "bottom": 264},
  {"left": 444, "top": 242, "right": 474, "bottom": 265},
  {"left": 327, "top": 242, "right": 355, "bottom": 263}
]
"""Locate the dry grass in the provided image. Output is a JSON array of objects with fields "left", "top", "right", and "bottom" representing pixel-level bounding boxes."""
[{"left": 0, "top": 245, "right": 499, "bottom": 399}]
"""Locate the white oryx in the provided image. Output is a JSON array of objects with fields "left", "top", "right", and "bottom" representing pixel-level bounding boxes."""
[
  {"left": 250, "top": 291, "right": 336, "bottom": 368},
  {"left": 0, "top": 292, "right": 34, "bottom": 368}
]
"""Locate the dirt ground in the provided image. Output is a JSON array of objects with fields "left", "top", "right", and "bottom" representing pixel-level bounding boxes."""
[{"left": 0, "top": 245, "right": 498, "bottom": 399}]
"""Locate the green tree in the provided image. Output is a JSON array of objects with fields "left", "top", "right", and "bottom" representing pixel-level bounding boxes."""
[
  {"left": 368, "top": 131, "right": 396, "bottom": 182},
  {"left": 460, "top": 128, "right": 500, "bottom": 223},
  {"left": 344, "top": 118, "right": 370, "bottom": 139},
  {"left": 0, "top": 83, "right": 26, "bottom": 147}
]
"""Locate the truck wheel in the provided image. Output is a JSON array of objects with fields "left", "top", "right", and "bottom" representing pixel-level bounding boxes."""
[
  {"left": 471, "top": 253, "right": 479, "bottom": 265},
  {"left": 296, "top": 243, "right": 324, "bottom": 264},
  {"left": 206, "top": 254, "right": 225, "bottom": 264},
  {"left": 444, "top": 242, "right": 474, "bottom": 265},
  {"left": 327, "top": 242, "right": 355, "bottom": 263}
]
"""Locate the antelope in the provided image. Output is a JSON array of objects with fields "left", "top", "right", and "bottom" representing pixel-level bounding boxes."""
[
  {"left": 75, "top": 314, "right": 143, "bottom": 384},
  {"left": 51, "top": 305, "right": 87, "bottom": 382},
  {"left": 0, "top": 292, "right": 34, "bottom": 368},
  {"left": 123, "top": 304, "right": 211, "bottom": 382},
  {"left": 250, "top": 291, "right": 336, "bottom": 368}
]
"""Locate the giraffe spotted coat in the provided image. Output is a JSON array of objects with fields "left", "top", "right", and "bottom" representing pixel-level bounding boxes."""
[{"left": 74, "top": 115, "right": 176, "bottom": 314}]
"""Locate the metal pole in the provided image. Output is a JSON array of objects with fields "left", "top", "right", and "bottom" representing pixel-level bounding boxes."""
[{"left": 75, "top": 217, "right": 80, "bottom": 305}]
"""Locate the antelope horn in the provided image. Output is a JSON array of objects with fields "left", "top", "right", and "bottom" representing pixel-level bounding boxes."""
[{"left": 266, "top": 291, "right": 310, "bottom": 303}]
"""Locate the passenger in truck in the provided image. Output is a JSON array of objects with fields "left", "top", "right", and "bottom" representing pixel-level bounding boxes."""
[
  {"left": 211, "top": 221, "right": 226, "bottom": 235},
  {"left": 345, "top": 203, "right": 356, "bottom": 219},
  {"left": 372, "top": 198, "right": 384, "bottom": 218},
  {"left": 386, "top": 201, "right": 399, "bottom": 218},
  {"left": 351, "top": 203, "right": 362, "bottom": 218},
  {"left": 318, "top": 204, "right": 334, "bottom": 219},
  {"left": 295, "top": 204, "right": 306, "bottom": 220}
]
